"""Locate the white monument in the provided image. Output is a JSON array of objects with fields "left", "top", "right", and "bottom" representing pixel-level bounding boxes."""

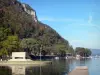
[{"left": 9, "top": 52, "right": 32, "bottom": 61}]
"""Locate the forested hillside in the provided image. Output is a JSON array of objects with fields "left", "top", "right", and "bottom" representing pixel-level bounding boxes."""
[{"left": 0, "top": 0, "right": 74, "bottom": 58}]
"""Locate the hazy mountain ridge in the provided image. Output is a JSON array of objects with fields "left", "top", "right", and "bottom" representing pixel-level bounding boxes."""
[{"left": 91, "top": 49, "right": 100, "bottom": 55}]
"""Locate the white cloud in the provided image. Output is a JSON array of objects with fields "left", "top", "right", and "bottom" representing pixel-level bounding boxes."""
[
  {"left": 88, "top": 15, "right": 92, "bottom": 24},
  {"left": 38, "top": 16, "right": 98, "bottom": 28},
  {"left": 38, "top": 17, "right": 83, "bottom": 22}
]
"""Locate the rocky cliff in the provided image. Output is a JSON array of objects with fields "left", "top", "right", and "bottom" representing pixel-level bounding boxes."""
[{"left": 22, "top": 3, "right": 38, "bottom": 22}]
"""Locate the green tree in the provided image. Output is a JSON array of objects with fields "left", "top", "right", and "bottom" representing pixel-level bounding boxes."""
[
  {"left": 84, "top": 48, "right": 92, "bottom": 57},
  {"left": 20, "top": 38, "right": 40, "bottom": 55},
  {"left": 59, "top": 50, "right": 66, "bottom": 57},
  {"left": 75, "top": 47, "right": 92, "bottom": 57},
  {"left": 1, "top": 35, "right": 20, "bottom": 56},
  {"left": 53, "top": 44, "right": 68, "bottom": 57},
  {"left": 41, "top": 50, "right": 47, "bottom": 56},
  {"left": 0, "top": 48, "right": 8, "bottom": 60},
  {"left": 0, "top": 27, "right": 11, "bottom": 41},
  {"left": 67, "top": 45, "right": 75, "bottom": 56}
]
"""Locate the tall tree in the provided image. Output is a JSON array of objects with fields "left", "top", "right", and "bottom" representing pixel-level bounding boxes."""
[
  {"left": 75, "top": 47, "right": 92, "bottom": 57},
  {"left": 20, "top": 38, "right": 40, "bottom": 55},
  {"left": 1, "top": 35, "right": 20, "bottom": 56}
]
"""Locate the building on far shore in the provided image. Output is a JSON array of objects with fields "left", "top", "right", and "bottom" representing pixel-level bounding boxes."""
[{"left": 9, "top": 52, "right": 32, "bottom": 61}]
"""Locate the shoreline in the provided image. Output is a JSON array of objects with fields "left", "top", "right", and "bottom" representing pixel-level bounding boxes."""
[{"left": 0, "top": 61, "right": 52, "bottom": 66}]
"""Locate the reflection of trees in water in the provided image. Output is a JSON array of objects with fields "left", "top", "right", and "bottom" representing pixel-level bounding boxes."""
[
  {"left": 66, "top": 59, "right": 76, "bottom": 71},
  {"left": 50, "top": 59, "right": 70, "bottom": 75},
  {"left": 76, "top": 58, "right": 91, "bottom": 66},
  {"left": 26, "top": 66, "right": 40, "bottom": 75},
  {"left": 26, "top": 59, "right": 70, "bottom": 75},
  {"left": 0, "top": 66, "right": 12, "bottom": 75},
  {"left": 0, "top": 59, "right": 82, "bottom": 75},
  {"left": 0, "top": 59, "right": 92, "bottom": 75},
  {"left": 66, "top": 59, "right": 75, "bottom": 64}
]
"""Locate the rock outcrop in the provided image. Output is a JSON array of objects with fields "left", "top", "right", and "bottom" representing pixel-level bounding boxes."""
[{"left": 22, "top": 3, "right": 37, "bottom": 22}]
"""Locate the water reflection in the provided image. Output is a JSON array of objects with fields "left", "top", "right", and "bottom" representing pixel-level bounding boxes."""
[
  {"left": 26, "top": 59, "right": 70, "bottom": 75},
  {"left": 12, "top": 65, "right": 26, "bottom": 75},
  {"left": 75, "top": 58, "right": 91, "bottom": 66},
  {"left": 0, "top": 59, "right": 71, "bottom": 75},
  {"left": 0, "top": 66, "right": 12, "bottom": 75},
  {"left": 0, "top": 58, "right": 93, "bottom": 75}
]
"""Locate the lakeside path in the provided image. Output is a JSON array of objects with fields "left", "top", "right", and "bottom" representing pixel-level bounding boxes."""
[
  {"left": 0, "top": 61, "right": 52, "bottom": 66},
  {"left": 68, "top": 66, "right": 89, "bottom": 75}
]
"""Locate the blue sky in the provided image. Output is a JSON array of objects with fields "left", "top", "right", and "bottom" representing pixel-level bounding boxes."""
[{"left": 20, "top": 0, "right": 100, "bottom": 49}]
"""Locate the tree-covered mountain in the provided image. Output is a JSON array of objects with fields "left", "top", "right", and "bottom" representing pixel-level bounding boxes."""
[
  {"left": 0, "top": 0, "right": 74, "bottom": 58},
  {"left": 75, "top": 47, "right": 92, "bottom": 57}
]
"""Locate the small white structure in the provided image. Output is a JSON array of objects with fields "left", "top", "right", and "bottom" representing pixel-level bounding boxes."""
[
  {"left": 76, "top": 54, "right": 81, "bottom": 60},
  {"left": 65, "top": 56, "right": 68, "bottom": 59},
  {"left": 9, "top": 52, "right": 32, "bottom": 61},
  {"left": 55, "top": 57, "right": 59, "bottom": 60}
]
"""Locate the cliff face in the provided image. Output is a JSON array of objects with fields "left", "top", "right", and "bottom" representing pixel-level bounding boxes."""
[
  {"left": 0, "top": 0, "right": 70, "bottom": 53},
  {"left": 22, "top": 3, "right": 38, "bottom": 22}
]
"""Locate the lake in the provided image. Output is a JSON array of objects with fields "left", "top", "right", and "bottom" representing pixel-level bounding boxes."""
[{"left": 0, "top": 58, "right": 100, "bottom": 75}]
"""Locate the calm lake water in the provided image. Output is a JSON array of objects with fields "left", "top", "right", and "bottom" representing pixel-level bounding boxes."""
[{"left": 0, "top": 58, "right": 100, "bottom": 75}]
